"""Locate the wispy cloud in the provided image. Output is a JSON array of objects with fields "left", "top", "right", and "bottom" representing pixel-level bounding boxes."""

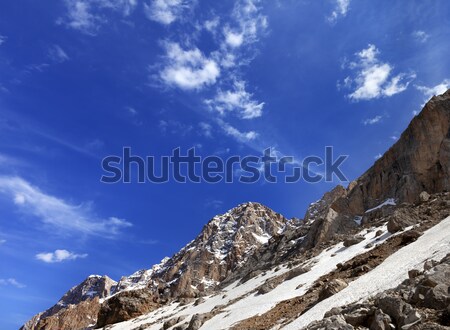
[
  {"left": 206, "top": 80, "right": 264, "bottom": 119},
  {"left": 412, "top": 30, "right": 430, "bottom": 43},
  {"left": 159, "top": 119, "right": 193, "bottom": 135},
  {"left": 36, "top": 249, "right": 87, "bottom": 263},
  {"left": 217, "top": 120, "right": 258, "bottom": 142},
  {"left": 0, "top": 278, "right": 25, "bottom": 289},
  {"left": 159, "top": 42, "right": 220, "bottom": 90},
  {"left": 59, "top": 0, "right": 137, "bottom": 35},
  {"left": 144, "top": 0, "right": 190, "bottom": 25},
  {"left": 362, "top": 115, "right": 382, "bottom": 125},
  {"left": 198, "top": 122, "right": 213, "bottom": 138},
  {"left": 415, "top": 79, "right": 450, "bottom": 102},
  {"left": 328, "top": 0, "right": 350, "bottom": 23},
  {"left": 342, "top": 44, "right": 415, "bottom": 101},
  {"left": 48, "top": 45, "right": 70, "bottom": 63},
  {"left": 222, "top": 0, "right": 267, "bottom": 49},
  {"left": 0, "top": 35, "right": 6, "bottom": 46},
  {"left": 0, "top": 176, "right": 132, "bottom": 238},
  {"left": 60, "top": 0, "right": 103, "bottom": 35},
  {"left": 0, "top": 239, "right": 6, "bottom": 245},
  {"left": 205, "top": 199, "right": 224, "bottom": 210}
]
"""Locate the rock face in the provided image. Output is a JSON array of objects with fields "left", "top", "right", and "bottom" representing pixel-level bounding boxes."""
[
  {"left": 301, "top": 90, "right": 450, "bottom": 247},
  {"left": 96, "top": 289, "right": 159, "bottom": 327},
  {"left": 348, "top": 90, "right": 450, "bottom": 211},
  {"left": 20, "top": 275, "right": 116, "bottom": 330}
]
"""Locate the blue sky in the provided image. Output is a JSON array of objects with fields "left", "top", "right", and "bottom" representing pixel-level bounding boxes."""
[{"left": 0, "top": 0, "right": 449, "bottom": 328}]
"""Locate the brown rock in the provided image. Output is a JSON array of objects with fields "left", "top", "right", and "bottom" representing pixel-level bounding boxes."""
[
  {"left": 319, "top": 279, "right": 348, "bottom": 301},
  {"left": 96, "top": 289, "right": 158, "bottom": 327}
]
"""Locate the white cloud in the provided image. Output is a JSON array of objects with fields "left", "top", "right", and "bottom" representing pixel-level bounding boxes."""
[
  {"left": 0, "top": 176, "right": 132, "bottom": 237},
  {"left": 218, "top": 120, "right": 258, "bottom": 142},
  {"left": 144, "top": 0, "right": 189, "bottom": 25},
  {"left": 204, "top": 17, "right": 220, "bottom": 33},
  {"left": 0, "top": 278, "right": 25, "bottom": 288},
  {"left": 412, "top": 30, "right": 429, "bottom": 43},
  {"left": 344, "top": 44, "right": 415, "bottom": 101},
  {"left": 97, "top": 0, "right": 137, "bottom": 16},
  {"left": 61, "top": 0, "right": 103, "bottom": 35},
  {"left": 416, "top": 79, "right": 450, "bottom": 101},
  {"left": 374, "top": 153, "right": 382, "bottom": 160},
  {"left": 362, "top": 115, "right": 382, "bottom": 125},
  {"left": 36, "top": 249, "right": 87, "bottom": 263},
  {"left": 206, "top": 80, "right": 264, "bottom": 119},
  {"left": 222, "top": 0, "right": 267, "bottom": 49},
  {"left": 328, "top": 0, "right": 350, "bottom": 23},
  {"left": 160, "top": 42, "right": 220, "bottom": 90},
  {"left": 224, "top": 29, "right": 244, "bottom": 48},
  {"left": 0, "top": 239, "right": 5, "bottom": 244},
  {"left": 198, "top": 122, "right": 213, "bottom": 137},
  {"left": 48, "top": 45, "right": 70, "bottom": 63},
  {"left": 0, "top": 35, "right": 6, "bottom": 46},
  {"left": 60, "top": 0, "right": 137, "bottom": 34}
]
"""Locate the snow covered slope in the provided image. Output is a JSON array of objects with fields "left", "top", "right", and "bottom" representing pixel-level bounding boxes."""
[{"left": 283, "top": 215, "right": 450, "bottom": 329}]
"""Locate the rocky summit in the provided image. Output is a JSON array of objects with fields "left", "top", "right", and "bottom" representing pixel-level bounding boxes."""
[{"left": 22, "top": 90, "right": 450, "bottom": 330}]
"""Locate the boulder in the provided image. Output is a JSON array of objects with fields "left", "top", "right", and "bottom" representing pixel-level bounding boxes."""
[
  {"left": 419, "top": 191, "right": 431, "bottom": 202},
  {"left": 343, "top": 235, "right": 365, "bottom": 247},
  {"left": 319, "top": 279, "right": 348, "bottom": 301}
]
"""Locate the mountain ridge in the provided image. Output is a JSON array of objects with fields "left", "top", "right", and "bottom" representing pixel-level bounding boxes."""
[{"left": 21, "top": 89, "right": 450, "bottom": 330}]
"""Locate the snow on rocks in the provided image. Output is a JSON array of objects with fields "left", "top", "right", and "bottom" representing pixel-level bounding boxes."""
[{"left": 283, "top": 216, "right": 450, "bottom": 329}]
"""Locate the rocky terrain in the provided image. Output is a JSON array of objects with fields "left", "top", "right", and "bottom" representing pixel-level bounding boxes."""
[{"left": 21, "top": 90, "right": 450, "bottom": 329}]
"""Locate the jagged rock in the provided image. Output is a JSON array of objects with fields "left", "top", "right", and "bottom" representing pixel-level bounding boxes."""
[
  {"left": 96, "top": 289, "right": 159, "bottom": 327},
  {"left": 344, "top": 235, "right": 365, "bottom": 247},
  {"left": 424, "top": 284, "right": 449, "bottom": 310},
  {"left": 423, "top": 259, "right": 439, "bottom": 271},
  {"left": 387, "top": 217, "right": 405, "bottom": 233},
  {"left": 376, "top": 295, "right": 421, "bottom": 328},
  {"left": 370, "top": 309, "right": 394, "bottom": 330},
  {"left": 319, "top": 279, "right": 348, "bottom": 301},
  {"left": 343, "top": 307, "right": 370, "bottom": 326},
  {"left": 408, "top": 269, "right": 421, "bottom": 279},
  {"left": 187, "top": 313, "right": 208, "bottom": 330},
  {"left": 20, "top": 275, "right": 116, "bottom": 330},
  {"left": 306, "top": 314, "right": 354, "bottom": 330}
]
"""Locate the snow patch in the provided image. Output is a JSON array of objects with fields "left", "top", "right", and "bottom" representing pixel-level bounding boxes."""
[{"left": 365, "top": 198, "right": 396, "bottom": 213}]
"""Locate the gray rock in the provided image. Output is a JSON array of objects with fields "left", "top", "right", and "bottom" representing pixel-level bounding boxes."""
[
  {"left": 344, "top": 235, "right": 365, "bottom": 247},
  {"left": 419, "top": 191, "right": 431, "bottom": 202},
  {"left": 370, "top": 309, "right": 394, "bottom": 330}
]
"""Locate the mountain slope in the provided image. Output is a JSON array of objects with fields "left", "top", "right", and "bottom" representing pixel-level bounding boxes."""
[{"left": 22, "top": 90, "right": 450, "bottom": 330}]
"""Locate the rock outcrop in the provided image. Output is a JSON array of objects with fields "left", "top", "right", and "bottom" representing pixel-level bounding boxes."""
[
  {"left": 301, "top": 90, "right": 450, "bottom": 247},
  {"left": 307, "top": 253, "right": 450, "bottom": 329},
  {"left": 21, "top": 275, "right": 116, "bottom": 330}
]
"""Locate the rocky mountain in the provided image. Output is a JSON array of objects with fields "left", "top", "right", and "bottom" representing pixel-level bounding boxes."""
[
  {"left": 21, "top": 90, "right": 450, "bottom": 330},
  {"left": 22, "top": 202, "right": 291, "bottom": 329}
]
